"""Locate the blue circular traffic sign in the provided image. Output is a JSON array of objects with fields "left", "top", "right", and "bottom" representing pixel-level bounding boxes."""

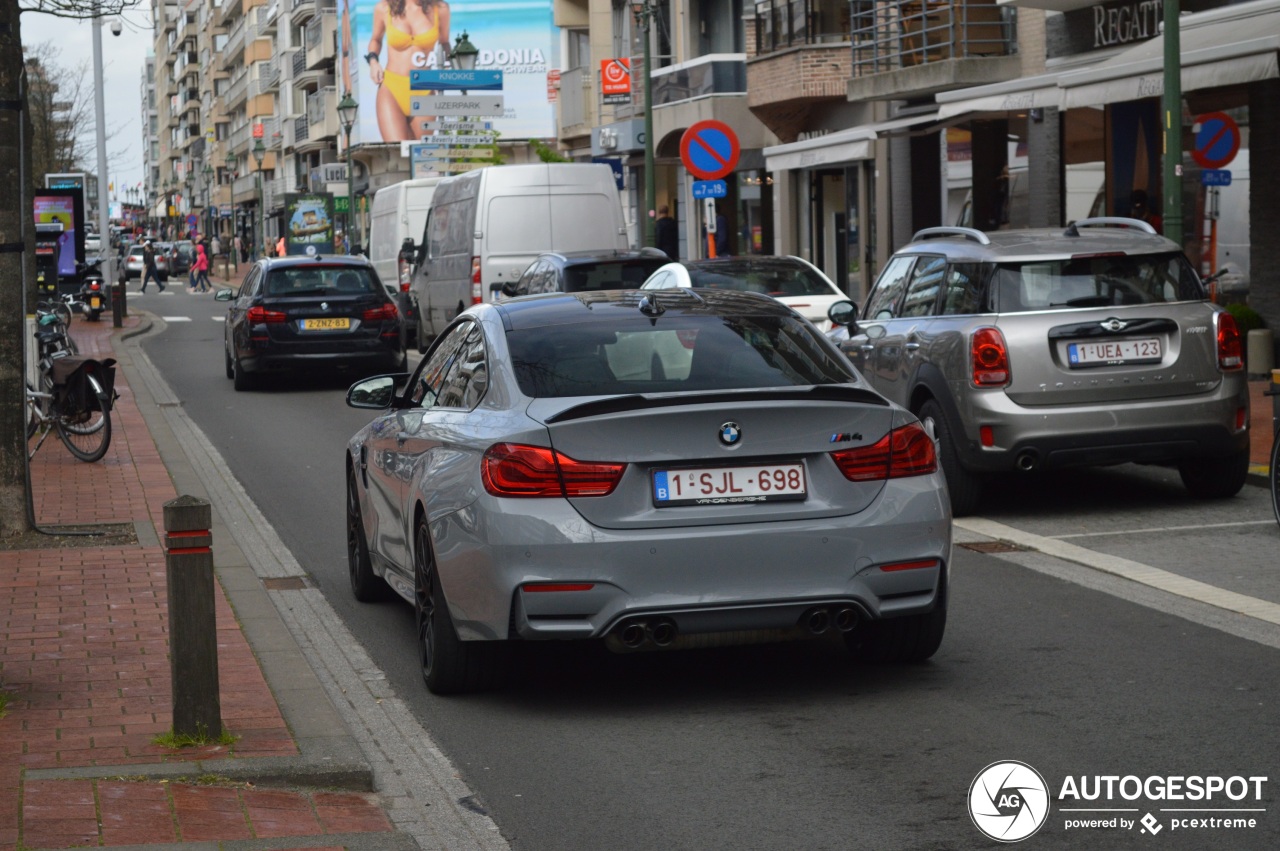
[
  {"left": 680, "top": 120, "right": 740, "bottom": 181},
  {"left": 1192, "top": 112, "right": 1240, "bottom": 170}
]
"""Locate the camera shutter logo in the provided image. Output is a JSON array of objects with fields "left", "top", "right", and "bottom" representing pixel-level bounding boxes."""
[{"left": 969, "top": 761, "right": 1050, "bottom": 842}]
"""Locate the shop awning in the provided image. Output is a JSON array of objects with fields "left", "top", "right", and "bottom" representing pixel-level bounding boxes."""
[
  {"left": 762, "top": 113, "right": 939, "bottom": 172},
  {"left": 1058, "top": 4, "right": 1280, "bottom": 110},
  {"left": 935, "top": 73, "right": 1061, "bottom": 121}
]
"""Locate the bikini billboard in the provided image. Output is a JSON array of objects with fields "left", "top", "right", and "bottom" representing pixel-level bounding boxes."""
[{"left": 340, "top": 0, "right": 557, "bottom": 146}]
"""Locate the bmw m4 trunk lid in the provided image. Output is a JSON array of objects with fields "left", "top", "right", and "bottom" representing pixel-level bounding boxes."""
[{"left": 527, "top": 388, "right": 896, "bottom": 529}]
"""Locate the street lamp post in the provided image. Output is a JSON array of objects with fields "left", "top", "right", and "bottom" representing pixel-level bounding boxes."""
[
  {"left": 202, "top": 163, "right": 214, "bottom": 246},
  {"left": 225, "top": 151, "right": 238, "bottom": 272},
  {"left": 631, "top": 2, "right": 657, "bottom": 249},
  {"left": 252, "top": 139, "right": 267, "bottom": 257},
  {"left": 337, "top": 92, "right": 358, "bottom": 253}
]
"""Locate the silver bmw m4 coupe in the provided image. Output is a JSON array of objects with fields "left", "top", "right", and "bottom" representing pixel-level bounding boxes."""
[{"left": 345, "top": 288, "right": 952, "bottom": 694}]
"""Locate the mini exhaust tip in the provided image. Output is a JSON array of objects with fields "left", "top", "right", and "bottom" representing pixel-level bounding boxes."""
[
  {"left": 1015, "top": 450, "right": 1039, "bottom": 472},
  {"left": 647, "top": 619, "right": 678, "bottom": 647},
  {"left": 805, "top": 608, "right": 831, "bottom": 635},
  {"left": 619, "top": 622, "right": 648, "bottom": 649},
  {"left": 834, "top": 608, "right": 859, "bottom": 632}
]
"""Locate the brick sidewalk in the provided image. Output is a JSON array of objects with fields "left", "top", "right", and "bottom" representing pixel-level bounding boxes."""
[{"left": 0, "top": 315, "right": 400, "bottom": 850}]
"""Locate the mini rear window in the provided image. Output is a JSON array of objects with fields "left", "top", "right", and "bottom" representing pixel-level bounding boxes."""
[
  {"left": 264, "top": 266, "right": 380, "bottom": 296},
  {"left": 507, "top": 313, "right": 855, "bottom": 398},
  {"left": 992, "top": 251, "right": 1204, "bottom": 311},
  {"left": 563, "top": 260, "right": 667, "bottom": 292}
]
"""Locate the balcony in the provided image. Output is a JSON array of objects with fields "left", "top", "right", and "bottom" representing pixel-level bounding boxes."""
[
  {"left": 254, "top": 0, "right": 279, "bottom": 36},
  {"left": 292, "top": 0, "right": 334, "bottom": 25},
  {"left": 182, "top": 88, "right": 200, "bottom": 112},
  {"left": 259, "top": 56, "right": 281, "bottom": 93},
  {"left": 293, "top": 115, "right": 310, "bottom": 146},
  {"left": 220, "top": 0, "right": 244, "bottom": 25},
  {"left": 301, "top": 86, "right": 338, "bottom": 146},
  {"left": 557, "top": 66, "right": 593, "bottom": 138},
  {"left": 224, "top": 14, "right": 247, "bottom": 63},
  {"left": 650, "top": 55, "right": 747, "bottom": 107},
  {"left": 225, "top": 69, "right": 249, "bottom": 108},
  {"left": 304, "top": 13, "right": 337, "bottom": 71},
  {"left": 748, "top": 0, "right": 852, "bottom": 140},
  {"left": 229, "top": 121, "right": 251, "bottom": 153},
  {"left": 846, "top": 0, "right": 1019, "bottom": 101}
]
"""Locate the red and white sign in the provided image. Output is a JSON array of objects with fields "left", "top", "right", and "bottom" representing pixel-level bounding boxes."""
[
  {"left": 252, "top": 123, "right": 264, "bottom": 139},
  {"left": 547, "top": 69, "right": 561, "bottom": 103},
  {"left": 601, "top": 58, "right": 631, "bottom": 98}
]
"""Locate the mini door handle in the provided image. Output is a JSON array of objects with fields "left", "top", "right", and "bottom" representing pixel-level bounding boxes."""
[
  {"left": 905, "top": 342, "right": 921, "bottom": 351},
  {"left": 859, "top": 344, "right": 874, "bottom": 353}
]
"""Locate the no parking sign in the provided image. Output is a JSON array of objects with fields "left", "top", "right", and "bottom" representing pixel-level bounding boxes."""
[{"left": 1191, "top": 112, "right": 1240, "bottom": 170}]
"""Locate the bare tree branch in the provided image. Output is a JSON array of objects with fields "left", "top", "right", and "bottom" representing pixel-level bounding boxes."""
[{"left": 19, "top": 0, "right": 143, "bottom": 20}]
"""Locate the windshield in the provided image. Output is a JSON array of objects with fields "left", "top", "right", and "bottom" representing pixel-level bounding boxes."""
[
  {"left": 992, "top": 251, "right": 1205, "bottom": 311},
  {"left": 507, "top": 313, "right": 856, "bottom": 398},
  {"left": 264, "top": 266, "right": 381, "bottom": 296},
  {"left": 686, "top": 261, "right": 835, "bottom": 297}
]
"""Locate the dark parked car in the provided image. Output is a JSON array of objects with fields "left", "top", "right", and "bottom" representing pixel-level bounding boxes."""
[
  {"left": 500, "top": 249, "right": 670, "bottom": 299},
  {"left": 168, "top": 240, "right": 196, "bottom": 277},
  {"left": 344, "top": 288, "right": 951, "bottom": 694},
  {"left": 216, "top": 255, "right": 406, "bottom": 390}
]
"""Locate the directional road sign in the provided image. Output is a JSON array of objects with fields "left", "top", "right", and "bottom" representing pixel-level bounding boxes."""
[
  {"left": 411, "top": 160, "right": 486, "bottom": 175},
  {"left": 410, "top": 95, "right": 505, "bottom": 116},
  {"left": 1191, "top": 112, "right": 1240, "bottom": 170},
  {"left": 420, "top": 121, "right": 493, "bottom": 132},
  {"left": 419, "top": 135, "right": 496, "bottom": 146},
  {"left": 680, "top": 119, "right": 740, "bottom": 181},
  {"left": 411, "top": 145, "right": 494, "bottom": 160},
  {"left": 692, "top": 179, "right": 727, "bottom": 199},
  {"left": 410, "top": 69, "right": 505, "bottom": 91}
]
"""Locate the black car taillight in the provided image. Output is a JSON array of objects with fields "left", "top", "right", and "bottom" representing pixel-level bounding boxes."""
[
  {"left": 363, "top": 303, "right": 399, "bottom": 322},
  {"left": 247, "top": 305, "right": 288, "bottom": 323}
]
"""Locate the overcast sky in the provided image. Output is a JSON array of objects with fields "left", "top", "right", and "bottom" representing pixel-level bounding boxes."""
[{"left": 22, "top": 5, "right": 154, "bottom": 203}]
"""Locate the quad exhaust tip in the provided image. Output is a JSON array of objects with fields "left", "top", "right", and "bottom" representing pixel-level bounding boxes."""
[
  {"left": 803, "top": 606, "right": 860, "bottom": 635},
  {"left": 619, "top": 622, "right": 647, "bottom": 648},
  {"left": 617, "top": 618, "right": 679, "bottom": 649}
]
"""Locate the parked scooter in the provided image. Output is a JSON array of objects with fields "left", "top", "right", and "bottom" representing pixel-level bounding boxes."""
[{"left": 78, "top": 256, "right": 108, "bottom": 322}]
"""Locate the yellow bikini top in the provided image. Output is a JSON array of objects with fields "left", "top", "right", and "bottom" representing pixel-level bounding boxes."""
[{"left": 386, "top": 12, "right": 438, "bottom": 50}]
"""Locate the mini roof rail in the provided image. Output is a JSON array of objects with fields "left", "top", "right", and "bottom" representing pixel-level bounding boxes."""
[
  {"left": 1065, "top": 216, "right": 1157, "bottom": 237},
  {"left": 910, "top": 226, "right": 991, "bottom": 246}
]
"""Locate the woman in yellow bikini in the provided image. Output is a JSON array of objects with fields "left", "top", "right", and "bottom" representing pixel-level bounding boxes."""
[{"left": 365, "top": 0, "right": 451, "bottom": 141}]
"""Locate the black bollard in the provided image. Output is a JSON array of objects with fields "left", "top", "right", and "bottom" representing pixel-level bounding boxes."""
[{"left": 163, "top": 495, "right": 222, "bottom": 739}]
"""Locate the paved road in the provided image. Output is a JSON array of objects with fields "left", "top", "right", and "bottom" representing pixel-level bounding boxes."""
[{"left": 136, "top": 288, "right": 1280, "bottom": 849}]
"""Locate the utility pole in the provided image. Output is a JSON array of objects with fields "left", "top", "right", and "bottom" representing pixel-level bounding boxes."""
[
  {"left": 634, "top": 0, "right": 656, "bottom": 248},
  {"left": 1162, "top": 0, "right": 1182, "bottom": 247}
]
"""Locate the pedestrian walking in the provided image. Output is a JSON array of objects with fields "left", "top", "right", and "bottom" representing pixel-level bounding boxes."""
[
  {"left": 276, "top": 234, "right": 286, "bottom": 257},
  {"left": 211, "top": 234, "right": 222, "bottom": 261},
  {"left": 141, "top": 239, "right": 165, "bottom": 292},
  {"left": 237, "top": 234, "right": 248, "bottom": 263},
  {"left": 193, "top": 242, "right": 211, "bottom": 292},
  {"left": 655, "top": 205, "right": 678, "bottom": 260}
]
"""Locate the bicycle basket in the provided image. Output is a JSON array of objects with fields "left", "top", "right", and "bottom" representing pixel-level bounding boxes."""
[{"left": 50, "top": 357, "right": 118, "bottom": 416}]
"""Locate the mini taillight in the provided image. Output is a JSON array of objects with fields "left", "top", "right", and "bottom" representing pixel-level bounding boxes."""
[
  {"left": 830, "top": 422, "right": 937, "bottom": 482},
  {"left": 972, "top": 327, "right": 1010, "bottom": 386},
  {"left": 470, "top": 257, "right": 482, "bottom": 304},
  {"left": 247, "top": 305, "right": 288, "bottom": 323},
  {"left": 481, "top": 443, "right": 626, "bottom": 497},
  {"left": 363, "top": 303, "right": 399, "bottom": 322},
  {"left": 1215, "top": 311, "right": 1243, "bottom": 371},
  {"left": 89, "top": 281, "right": 101, "bottom": 291}
]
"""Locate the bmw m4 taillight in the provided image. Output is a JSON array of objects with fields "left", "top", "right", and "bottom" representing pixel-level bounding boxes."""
[
  {"left": 830, "top": 422, "right": 937, "bottom": 481},
  {"left": 482, "top": 443, "right": 625, "bottom": 497}
]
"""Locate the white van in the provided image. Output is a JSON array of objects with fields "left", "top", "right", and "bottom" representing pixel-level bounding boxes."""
[
  {"left": 408, "top": 163, "right": 629, "bottom": 349},
  {"left": 368, "top": 177, "right": 442, "bottom": 345}
]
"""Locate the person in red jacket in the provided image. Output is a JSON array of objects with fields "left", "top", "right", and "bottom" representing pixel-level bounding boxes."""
[{"left": 192, "top": 242, "right": 211, "bottom": 293}]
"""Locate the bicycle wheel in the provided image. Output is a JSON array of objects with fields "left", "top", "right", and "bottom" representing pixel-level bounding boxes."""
[
  {"left": 1270, "top": 429, "right": 1279, "bottom": 529},
  {"left": 56, "top": 375, "right": 111, "bottom": 462}
]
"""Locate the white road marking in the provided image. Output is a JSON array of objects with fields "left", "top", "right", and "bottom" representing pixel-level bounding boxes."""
[
  {"left": 161, "top": 316, "right": 192, "bottom": 322},
  {"left": 1054, "top": 520, "right": 1277, "bottom": 538},
  {"left": 956, "top": 517, "right": 1280, "bottom": 627}
]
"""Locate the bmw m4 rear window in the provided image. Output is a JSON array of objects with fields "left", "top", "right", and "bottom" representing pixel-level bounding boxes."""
[{"left": 508, "top": 314, "right": 856, "bottom": 397}]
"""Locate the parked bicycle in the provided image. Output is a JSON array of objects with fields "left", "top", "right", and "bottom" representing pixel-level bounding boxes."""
[{"left": 26, "top": 307, "right": 116, "bottom": 463}]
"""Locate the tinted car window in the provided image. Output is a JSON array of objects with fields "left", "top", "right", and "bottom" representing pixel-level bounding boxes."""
[
  {"left": 899, "top": 256, "right": 947, "bottom": 318},
  {"left": 991, "top": 251, "right": 1204, "bottom": 312},
  {"left": 563, "top": 259, "right": 666, "bottom": 292},
  {"left": 508, "top": 313, "right": 857, "bottom": 398},
  {"left": 862, "top": 256, "right": 915, "bottom": 319},
  {"left": 263, "top": 266, "right": 380, "bottom": 296},
  {"left": 412, "top": 323, "right": 473, "bottom": 409},
  {"left": 436, "top": 327, "right": 488, "bottom": 409},
  {"left": 940, "top": 263, "right": 987, "bottom": 315}
]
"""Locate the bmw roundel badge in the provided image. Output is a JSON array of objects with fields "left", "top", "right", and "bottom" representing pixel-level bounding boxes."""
[{"left": 719, "top": 422, "right": 741, "bottom": 446}]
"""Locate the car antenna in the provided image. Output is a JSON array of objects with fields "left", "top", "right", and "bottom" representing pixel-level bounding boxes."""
[{"left": 638, "top": 294, "right": 665, "bottom": 316}]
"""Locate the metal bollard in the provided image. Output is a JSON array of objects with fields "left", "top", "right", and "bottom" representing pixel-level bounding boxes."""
[
  {"left": 1246, "top": 329, "right": 1274, "bottom": 380},
  {"left": 111, "top": 280, "right": 125, "bottom": 328},
  {"left": 163, "top": 495, "right": 222, "bottom": 739}
]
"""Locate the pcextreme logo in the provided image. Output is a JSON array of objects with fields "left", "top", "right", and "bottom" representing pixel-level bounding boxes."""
[{"left": 968, "top": 762, "right": 1269, "bottom": 842}]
